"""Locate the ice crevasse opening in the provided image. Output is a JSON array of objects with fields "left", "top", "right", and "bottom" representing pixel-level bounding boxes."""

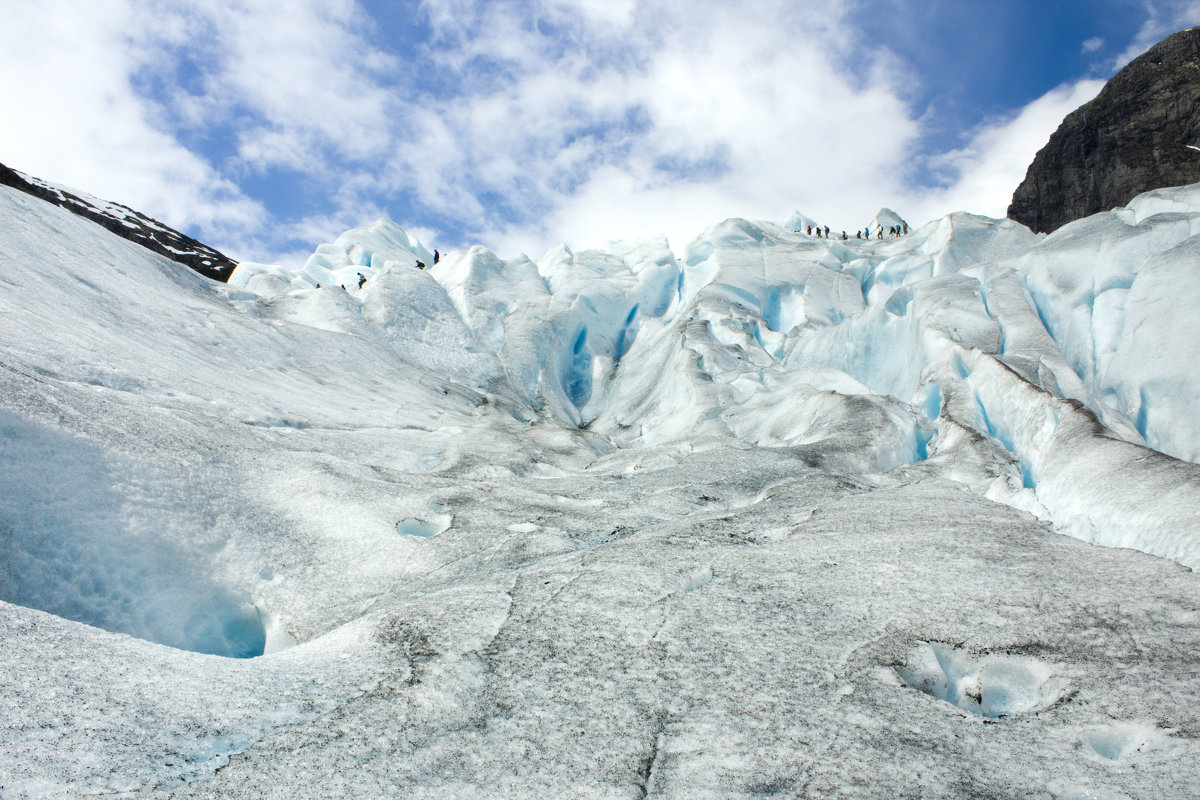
[{"left": 0, "top": 413, "right": 268, "bottom": 658}]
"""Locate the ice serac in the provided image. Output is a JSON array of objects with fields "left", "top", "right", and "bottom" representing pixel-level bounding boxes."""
[
  {"left": 869, "top": 207, "right": 908, "bottom": 237},
  {"left": 6, "top": 179, "right": 1200, "bottom": 799},
  {"left": 254, "top": 193, "right": 1200, "bottom": 599},
  {"left": 1020, "top": 184, "right": 1200, "bottom": 462},
  {"left": 1008, "top": 26, "right": 1200, "bottom": 233},
  {"left": 229, "top": 189, "right": 1200, "bottom": 568}
]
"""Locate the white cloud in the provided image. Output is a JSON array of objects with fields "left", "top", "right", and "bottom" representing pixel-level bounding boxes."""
[
  {"left": 394, "top": 0, "right": 919, "bottom": 257},
  {"left": 0, "top": 0, "right": 415, "bottom": 263},
  {"left": 1082, "top": 36, "right": 1105, "bottom": 53},
  {"left": 0, "top": 1, "right": 267, "bottom": 256},
  {"left": 546, "top": 0, "right": 639, "bottom": 28},
  {"left": 0, "top": 0, "right": 1170, "bottom": 270},
  {"left": 197, "top": 0, "right": 398, "bottom": 171},
  {"left": 901, "top": 79, "right": 1106, "bottom": 226},
  {"left": 1113, "top": 0, "right": 1200, "bottom": 67}
]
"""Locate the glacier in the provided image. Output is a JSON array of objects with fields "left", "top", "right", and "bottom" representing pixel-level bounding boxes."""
[{"left": 3, "top": 180, "right": 1200, "bottom": 798}]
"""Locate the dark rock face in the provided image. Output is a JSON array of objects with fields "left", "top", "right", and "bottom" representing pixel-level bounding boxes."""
[
  {"left": 0, "top": 161, "right": 238, "bottom": 282},
  {"left": 1008, "top": 27, "right": 1200, "bottom": 234}
]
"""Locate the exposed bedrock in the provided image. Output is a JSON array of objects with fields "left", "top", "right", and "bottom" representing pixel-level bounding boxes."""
[{"left": 1008, "top": 27, "right": 1200, "bottom": 233}]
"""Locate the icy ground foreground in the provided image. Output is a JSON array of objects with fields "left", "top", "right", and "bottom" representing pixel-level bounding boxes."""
[{"left": 3, "top": 183, "right": 1200, "bottom": 799}]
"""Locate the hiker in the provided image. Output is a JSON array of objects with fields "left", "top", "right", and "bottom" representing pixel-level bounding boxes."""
[
  {"left": 807, "top": 225, "right": 812, "bottom": 235},
  {"left": 433, "top": 249, "right": 440, "bottom": 265},
  {"left": 416, "top": 260, "right": 426, "bottom": 270},
  {"left": 357, "top": 272, "right": 366, "bottom": 289},
  {"left": 824, "top": 225, "right": 830, "bottom": 238},
  {"left": 902, "top": 222, "right": 908, "bottom": 235},
  {"left": 841, "top": 231, "right": 847, "bottom": 240}
]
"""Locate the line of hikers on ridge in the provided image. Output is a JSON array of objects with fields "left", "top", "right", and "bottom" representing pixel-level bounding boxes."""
[
  {"left": 803, "top": 223, "right": 908, "bottom": 240},
  {"left": 337, "top": 217, "right": 910, "bottom": 292}
]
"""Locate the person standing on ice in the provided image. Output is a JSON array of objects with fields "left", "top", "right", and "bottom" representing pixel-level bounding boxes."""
[
  {"left": 902, "top": 222, "right": 908, "bottom": 235},
  {"left": 806, "top": 225, "right": 812, "bottom": 235},
  {"left": 824, "top": 225, "right": 830, "bottom": 237},
  {"left": 433, "top": 249, "right": 440, "bottom": 265}
]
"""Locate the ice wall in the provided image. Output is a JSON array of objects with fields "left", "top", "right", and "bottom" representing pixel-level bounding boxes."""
[{"left": 228, "top": 186, "right": 1200, "bottom": 568}]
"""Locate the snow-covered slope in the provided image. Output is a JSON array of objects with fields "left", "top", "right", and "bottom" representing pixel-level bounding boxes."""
[
  {"left": 0, "top": 161, "right": 237, "bottom": 281},
  {"left": 4, "top": 182, "right": 1200, "bottom": 798}
]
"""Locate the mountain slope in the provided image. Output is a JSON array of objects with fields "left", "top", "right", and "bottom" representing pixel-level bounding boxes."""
[
  {"left": 1008, "top": 26, "right": 1200, "bottom": 233},
  {"left": 0, "top": 160, "right": 237, "bottom": 281}
]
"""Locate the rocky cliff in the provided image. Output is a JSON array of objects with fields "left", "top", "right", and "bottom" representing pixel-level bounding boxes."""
[
  {"left": 1008, "top": 27, "right": 1200, "bottom": 233},
  {"left": 0, "top": 161, "right": 237, "bottom": 282}
]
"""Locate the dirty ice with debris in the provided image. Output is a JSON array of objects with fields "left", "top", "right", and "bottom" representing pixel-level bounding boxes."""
[{"left": 2, "top": 179, "right": 1200, "bottom": 798}]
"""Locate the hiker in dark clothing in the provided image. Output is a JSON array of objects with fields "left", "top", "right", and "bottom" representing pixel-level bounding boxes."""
[
  {"left": 416, "top": 260, "right": 426, "bottom": 270},
  {"left": 433, "top": 249, "right": 440, "bottom": 265},
  {"left": 824, "top": 225, "right": 830, "bottom": 238}
]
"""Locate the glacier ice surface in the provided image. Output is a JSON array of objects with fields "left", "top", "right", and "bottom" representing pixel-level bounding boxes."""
[{"left": 4, "top": 182, "right": 1200, "bottom": 797}]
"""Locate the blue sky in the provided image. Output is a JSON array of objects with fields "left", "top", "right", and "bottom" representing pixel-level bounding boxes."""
[{"left": 2, "top": 0, "right": 1198, "bottom": 268}]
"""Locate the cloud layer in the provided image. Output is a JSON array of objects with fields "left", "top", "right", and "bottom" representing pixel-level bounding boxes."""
[{"left": 1, "top": 0, "right": 1196, "bottom": 265}]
